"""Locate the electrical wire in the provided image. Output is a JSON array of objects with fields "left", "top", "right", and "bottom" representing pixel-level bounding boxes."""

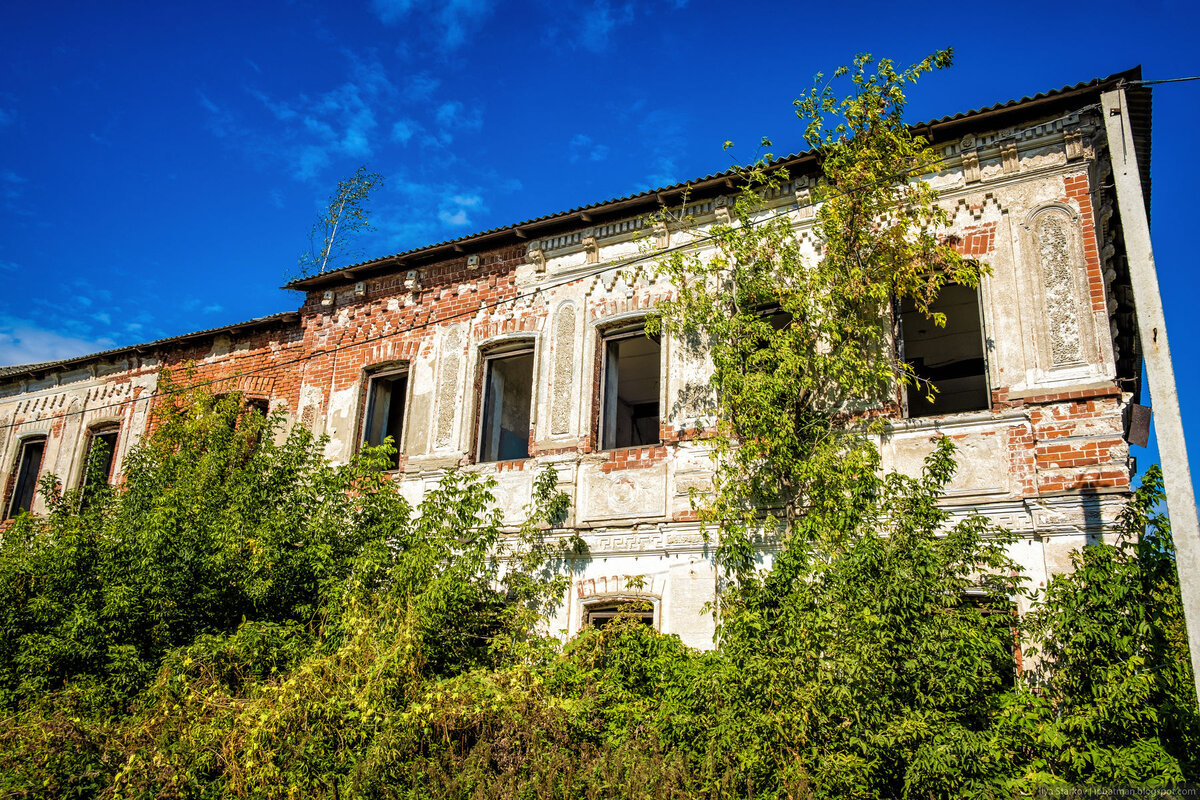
[
  {"left": 1129, "top": 76, "right": 1200, "bottom": 86},
  {"left": 0, "top": 105, "right": 1100, "bottom": 435}
]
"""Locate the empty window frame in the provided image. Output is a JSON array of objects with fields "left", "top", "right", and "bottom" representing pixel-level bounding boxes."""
[
  {"left": 6, "top": 436, "right": 46, "bottom": 519},
  {"left": 583, "top": 600, "right": 656, "bottom": 629},
  {"left": 477, "top": 346, "right": 535, "bottom": 462},
  {"left": 80, "top": 426, "right": 119, "bottom": 490},
  {"left": 900, "top": 284, "right": 989, "bottom": 417},
  {"left": 244, "top": 397, "right": 269, "bottom": 418},
  {"left": 362, "top": 369, "right": 409, "bottom": 470},
  {"left": 600, "top": 327, "right": 661, "bottom": 450},
  {"left": 963, "top": 593, "right": 1020, "bottom": 688}
]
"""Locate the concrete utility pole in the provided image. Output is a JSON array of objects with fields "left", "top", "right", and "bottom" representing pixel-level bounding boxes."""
[{"left": 1102, "top": 86, "right": 1200, "bottom": 704}]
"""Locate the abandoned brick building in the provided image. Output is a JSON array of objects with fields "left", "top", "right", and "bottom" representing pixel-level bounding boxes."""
[{"left": 0, "top": 70, "right": 1153, "bottom": 648}]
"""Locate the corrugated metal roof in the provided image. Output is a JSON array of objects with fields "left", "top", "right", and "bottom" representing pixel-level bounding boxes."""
[
  {"left": 2, "top": 67, "right": 1146, "bottom": 379},
  {"left": 286, "top": 67, "right": 1143, "bottom": 291},
  {"left": 0, "top": 311, "right": 299, "bottom": 379}
]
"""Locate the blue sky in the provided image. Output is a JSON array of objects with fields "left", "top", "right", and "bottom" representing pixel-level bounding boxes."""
[{"left": 1, "top": 0, "right": 1197, "bottom": 487}]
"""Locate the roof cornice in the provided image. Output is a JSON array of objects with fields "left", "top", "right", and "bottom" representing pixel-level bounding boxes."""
[{"left": 284, "top": 67, "right": 1144, "bottom": 293}]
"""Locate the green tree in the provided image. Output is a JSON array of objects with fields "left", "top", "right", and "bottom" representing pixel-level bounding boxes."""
[
  {"left": 298, "top": 165, "right": 385, "bottom": 276},
  {"left": 651, "top": 51, "right": 983, "bottom": 582},
  {"left": 1007, "top": 465, "right": 1200, "bottom": 787},
  {"left": 1, "top": 50, "right": 1195, "bottom": 800}
]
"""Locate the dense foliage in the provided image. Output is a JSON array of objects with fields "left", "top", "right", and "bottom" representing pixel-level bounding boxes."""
[
  {"left": 0, "top": 397, "right": 1192, "bottom": 798},
  {"left": 0, "top": 53, "right": 1195, "bottom": 797},
  {"left": 650, "top": 51, "right": 984, "bottom": 581}
]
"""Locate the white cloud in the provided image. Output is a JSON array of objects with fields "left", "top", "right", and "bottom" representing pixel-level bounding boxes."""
[
  {"left": 0, "top": 107, "right": 13, "bottom": 127},
  {"left": 202, "top": 304, "right": 224, "bottom": 314},
  {"left": 569, "top": 133, "right": 610, "bottom": 163},
  {"left": 438, "top": 208, "right": 470, "bottom": 225},
  {"left": 375, "top": 179, "right": 489, "bottom": 246},
  {"left": 0, "top": 316, "right": 115, "bottom": 367},
  {"left": 437, "top": 192, "right": 483, "bottom": 226},
  {"left": 542, "top": 0, "right": 685, "bottom": 53},
  {"left": 201, "top": 57, "right": 401, "bottom": 181},
  {"left": 372, "top": 0, "right": 494, "bottom": 49},
  {"left": 197, "top": 91, "right": 241, "bottom": 139},
  {"left": 582, "top": 0, "right": 634, "bottom": 52},
  {"left": 92, "top": 312, "right": 112, "bottom": 326},
  {"left": 391, "top": 119, "right": 417, "bottom": 144},
  {"left": 404, "top": 73, "right": 441, "bottom": 101},
  {"left": 0, "top": 259, "right": 17, "bottom": 272},
  {"left": 295, "top": 145, "right": 331, "bottom": 181},
  {"left": 1, "top": 170, "right": 27, "bottom": 210},
  {"left": 435, "top": 100, "right": 481, "bottom": 131}
]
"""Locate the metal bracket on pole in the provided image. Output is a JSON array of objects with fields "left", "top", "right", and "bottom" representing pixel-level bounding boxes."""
[{"left": 1102, "top": 87, "right": 1200, "bottom": 705}]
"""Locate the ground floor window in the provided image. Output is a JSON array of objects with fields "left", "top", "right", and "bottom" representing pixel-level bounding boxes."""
[{"left": 583, "top": 600, "right": 656, "bottom": 629}]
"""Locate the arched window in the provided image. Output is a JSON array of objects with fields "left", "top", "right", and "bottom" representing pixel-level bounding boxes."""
[
  {"left": 80, "top": 424, "right": 119, "bottom": 490},
  {"left": 6, "top": 435, "right": 46, "bottom": 519}
]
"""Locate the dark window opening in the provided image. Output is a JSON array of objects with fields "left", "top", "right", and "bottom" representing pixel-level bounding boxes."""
[
  {"left": 963, "top": 594, "right": 1020, "bottom": 688},
  {"left": 901, "top": 284, "right": 988, "bottom": 417},
  {"left": 363, "top": 370, "right": 408, "bottom": 470},
  {"left": 478, "top": 348, "right": 534, "bottom": 462},
  {"left": 747, "top": 305, "right": 793, "bottom": 360},
  {"left": 761, "top": 306, "right": 793, "bottom": 333},
  {"left": 601, "top": 330, "right": 661, "bottom": 450},
  {"left": 245, "top": 398, "right": 269, "bottom": 418},
  {"left": 583, "top": 600, "right": 656, "bottom": 629},
  {"left": 7, "top": 437, "right": 46, "bottom": 519},
  {"left": 81, "top": 428, "right": 119, "bottom": 490}
]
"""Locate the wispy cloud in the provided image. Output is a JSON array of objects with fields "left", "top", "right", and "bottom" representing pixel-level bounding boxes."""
[
  {"left": 437, "top": 192, "right": 482, "bottom": 226},
  {"left": 0, "top": 259, "right": 18, "bottom": 273},
  {"left": 0, "top": 169, "right": 28, "bottom": 213},
  {"left": 200, "top": 55, "right": 404, "bottom": 181},
  {"left": 434, "top": 100, "right": 482, "bottom": 133},
  {"left": 202, "top": 304, "right": 224, "bottom": 314},
  {"left": 541, "top": 0, "right": 687, "bottom": 53},
  {"left": 581, "top": 0, "right": 635, "bottom": 52},
  {"left": 372, "top": 178, "right": 491, "bottom": 246},
  {"left": 391, "top": 119, "right": 417, "bottom": 144},
  {"left": 0, "top": 107, "right": 14, "bottom": 128},
  {"left": 371, "top": 0, "right": 494, "bottom": 50},
  {"left": 0, "top": 315, "right": 116, "bottom": 367},
  {"left": 422, "top": 100, "right": 485, "bottom": 147},
  {"left": 404, "top": 73, "right": 441, "bottom": 101},
  {"left": 635, "top": 108, "right": 687, "bottom": 189},
  {"left": 569, "top": 133, "right": 610, "bottom": 163}
]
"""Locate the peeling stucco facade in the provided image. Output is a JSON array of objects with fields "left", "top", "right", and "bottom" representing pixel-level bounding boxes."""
[{"left": 0, "top": 74, "right": 1149, "bottom": 650}]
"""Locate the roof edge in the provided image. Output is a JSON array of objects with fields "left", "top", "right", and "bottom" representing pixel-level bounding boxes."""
[
  {"left": 284, "top": 67, "right": 1143, "bottom": 292},
  {"left": 0, "top": 311, "right": 301, "bottom": 381}
]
